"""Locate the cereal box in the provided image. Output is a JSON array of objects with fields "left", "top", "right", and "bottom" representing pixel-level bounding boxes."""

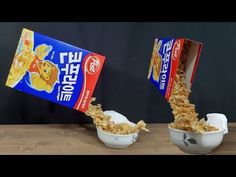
[
  {"left": 6, "top": 28, "right": 105, "bottom": 112},
  {"left": 147, "top": 38, "right": 203, "bottom": 100}
]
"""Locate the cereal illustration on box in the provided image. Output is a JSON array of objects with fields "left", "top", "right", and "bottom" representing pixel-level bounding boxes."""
[
  {"left": 6, "top": 28, "right": 105, "bottom": 112},
  {"left": 28, "top": 45, "right": 59, "bottom": 93},
  {"left": 6, "top": 29, "right": 59, "bottom": 93},
  {"left": 148, "top": 39, "right": 162, "bottom": 82}
]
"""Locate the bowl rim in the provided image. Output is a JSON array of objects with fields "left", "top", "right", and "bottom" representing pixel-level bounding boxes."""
[
  {"left": 168, "top": 125, "right": 224, "bottom": 135},
  {"left": 96, "top": 127, "right": 138, "bottom": 137}
]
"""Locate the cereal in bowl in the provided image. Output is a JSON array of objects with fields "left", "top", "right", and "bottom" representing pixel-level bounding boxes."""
[{"left": 85, "top": 98, "right": 149, "bottom": 135}]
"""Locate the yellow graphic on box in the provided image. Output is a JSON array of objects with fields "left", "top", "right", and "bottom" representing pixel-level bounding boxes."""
[
  {"left": 6, "top": 29, "right": 59, "bottom": 93},
  {"left": 148, "top": 39, "right": 162, "bottom": 82}
]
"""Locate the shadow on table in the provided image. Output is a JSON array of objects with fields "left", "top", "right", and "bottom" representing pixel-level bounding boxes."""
[{"left": 48, "top": 124, "right": 105, "bottom": 147}]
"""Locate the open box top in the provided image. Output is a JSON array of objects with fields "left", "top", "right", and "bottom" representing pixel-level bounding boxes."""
[{"left": 148, "top": 38, "right": 203, "bottom": 100}]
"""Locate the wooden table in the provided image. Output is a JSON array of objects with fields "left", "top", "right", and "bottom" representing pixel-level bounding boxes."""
[{"left": 0, "top": 123, "right": 235, "bottom": 155}]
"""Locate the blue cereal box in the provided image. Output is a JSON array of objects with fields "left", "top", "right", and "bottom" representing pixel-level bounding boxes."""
[
  {"left": 6, "top": 28, "right": 105, "bottom": 112},
  {"left": 148, "top": 38, "right": 203, "bottom": 100}
]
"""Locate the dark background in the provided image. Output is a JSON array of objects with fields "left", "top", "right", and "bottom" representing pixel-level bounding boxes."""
[{"left": 0, "top": 22, "right": 235, "bottom": 124}]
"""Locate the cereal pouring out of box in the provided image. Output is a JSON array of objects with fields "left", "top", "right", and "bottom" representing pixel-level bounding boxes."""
[
  {"left": 148, "top": 38, "right": 228, "bottom": 154},
  {"left": 6, "top": 28, "right": 149, "bottom": 149}
]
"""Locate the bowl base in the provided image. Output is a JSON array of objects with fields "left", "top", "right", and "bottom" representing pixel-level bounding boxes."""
[
  {"left": 104, "top": 143, "right": 130, "bottom": 149},
  {"left": 179, "top": 148, "right": 213, "bottom": 155}
]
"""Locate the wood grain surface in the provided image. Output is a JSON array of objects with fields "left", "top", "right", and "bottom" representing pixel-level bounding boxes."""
[{"left": 0, "top": 123, "right": 235, "bottom": 155}]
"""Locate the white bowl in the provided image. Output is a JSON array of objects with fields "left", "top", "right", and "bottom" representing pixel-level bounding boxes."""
[
  {"left": 169, "top": 126, "right": 224, "bottom": 154},
  {"left": 97, "top": 126, "right": 138, "bottom": 148},
  {"left": 168, "top": 113, "right": 228, "bottom": 154},
  {"left": 96, "top": 110, "right": 139, "bottom": 148}
]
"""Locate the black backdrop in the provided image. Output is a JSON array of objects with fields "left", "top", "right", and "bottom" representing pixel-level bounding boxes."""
[{"left": 0, "top": 22, "right": 235, "bottom": 124}]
